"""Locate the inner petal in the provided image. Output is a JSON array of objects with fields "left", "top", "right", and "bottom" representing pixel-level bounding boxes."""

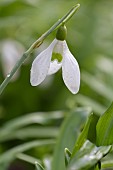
[
  {"left": 51, "top": 52, "right": 62, "bottom": 62},
  {"left": 47, "top": 40, "right": 64, "bottom": 75},
  {"left": 47, "top": 60, "right": 62, "bottom": 75}
]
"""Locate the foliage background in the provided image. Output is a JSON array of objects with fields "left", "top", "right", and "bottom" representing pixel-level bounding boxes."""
[{"left": 0, "top": 0, "right": 113, "bottom": 169}]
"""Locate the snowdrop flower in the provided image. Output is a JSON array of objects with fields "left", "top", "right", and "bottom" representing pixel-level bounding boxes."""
[
  {"left": 30, "top": 25, "right": 80, "bottom": 94},
  {"left": 1, "top": 40, "right": 25, "bottom": 80}
]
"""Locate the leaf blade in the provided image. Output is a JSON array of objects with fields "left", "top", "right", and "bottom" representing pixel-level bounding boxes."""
[
  {"left": 51, "top": 107, "right": 91, "bottom": 170},
  {"left": 96, "top": 102, "right": 113, "bottom": 146},
  {"left": 68, "top": 140, "right": 111, "bottom": 170}
]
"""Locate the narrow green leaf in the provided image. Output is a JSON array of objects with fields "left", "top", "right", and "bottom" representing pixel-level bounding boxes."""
[
  {"left": 0, "top": 111, "right": 64, "bottom": 131},
  {"left": 96, "top": 102, "right": 113, "bottom": 146},
  {"left": 0, "top": 139, "right": 55, "bottom": 164},
  {"left": 87, "top": 113, "right": 99, "bottom": 144},
  {"left": 71, "top": 94, "right": 106, "bottom": 114},
  {"left": 0, "top": 127, "right": 58, "bottom": 142},
  {"left": 102, "top": 160, "right": 113, "bottom": 169},
  {"left": 67, "top": 140, "right": 111, "bottom": 170},
  {"left": 35, "top": 162, "right": 45, "bottom": 170},
  {"left": 17, "top": 153, "right": 41, "bottom": 165},
  {"left": 82, "top": 71, "right": 113, "bottom": 101},
  {"left": 51, "top": 107, "right": 91, "bottom": 170},
  {"left": 65, "top": 148, "right": 72, "bottom": 167},
  {"left": 71, "top": 112, "right": 94, "bottom": 157}
]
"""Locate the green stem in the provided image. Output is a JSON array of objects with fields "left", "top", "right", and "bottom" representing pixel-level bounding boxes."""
[{"left": 0, "top": 4, "right": 80, "bottom": 95}]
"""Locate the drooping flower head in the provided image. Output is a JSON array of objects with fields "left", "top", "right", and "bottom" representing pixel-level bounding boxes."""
[{"left": 30, "top": 25, "right": 80, "bottom": 94}]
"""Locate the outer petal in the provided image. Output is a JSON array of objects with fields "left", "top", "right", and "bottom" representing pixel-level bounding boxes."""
[
  {"left": 47, "top": 60, "right": 62, "bottom": 75},
  {"left": 62, "top": 41, "right": 80, "bottom": 94},
  {"left": 30, "top": 39, "right": 57, "bottom": 86}
]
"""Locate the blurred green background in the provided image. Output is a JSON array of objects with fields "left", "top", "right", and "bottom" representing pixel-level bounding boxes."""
[{"left": 0, "top": 0, "right": 113, "bottom": 169}]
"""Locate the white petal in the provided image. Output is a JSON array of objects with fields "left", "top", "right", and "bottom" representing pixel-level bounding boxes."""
[
  {"left": 47, "top": 39, "right": 63, "bottom": 75},
  {"left": 62, "top": 41, "right": 80, "bottom": 94},
  {"left": 30, "top": 39, "right": 57, "bottom": 86},
  {"left": 53, "top": 40, "right": 63, "bottom": 54},
  {"left": 47, "top": 60, "right": 62, "bottom": 75}
]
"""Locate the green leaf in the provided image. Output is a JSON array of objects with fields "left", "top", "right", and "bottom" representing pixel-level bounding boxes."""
[
  {"left": 102, "top": 160, "right": 113, "bottom": 169},
  {"left": 0, "top": 111, "right": 64, "bottom": 131},
  {"left": 87, "top": 113, "right": 99, "bottom": 144},
  {"left": 35, "top": 162, "right": 45, "bottom": 170},
  {"left": 51, "top": 107, "right": 91, "bottom": 170},
  {"left": 65, "top": 148, "right": 72, "bottom": 167},
  {"left": 71, "top": 112, "right": 94, "bottom": 157},
  {"left": 96, "top": 102, "right": 113, "bottom": 146},
  {"left": 73, "top": 94, "right": 106, "bottom": 114},
  {"left": 0, "top": 139, "right": 55, "bottom": 164},
  {"left": 82, "top": 72, "right": 113, "bottom": 101},
  {"left": 17, "top": 153, "right": 41, "bottom": 165},
  {"left": 0, "top": 127, "right": 58, "bottom": 142},
  {"left": 67, "top": 140, "right": 111, "bottom": 170}
]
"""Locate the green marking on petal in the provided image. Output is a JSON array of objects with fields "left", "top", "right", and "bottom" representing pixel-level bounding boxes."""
[{"left": 51, "top": 53, "right": 62, "bottom": 62}]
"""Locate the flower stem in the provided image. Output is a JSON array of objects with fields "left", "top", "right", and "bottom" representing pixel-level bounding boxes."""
[{"left": 0, "top": 4, "right": 80, "bottom": 95}]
